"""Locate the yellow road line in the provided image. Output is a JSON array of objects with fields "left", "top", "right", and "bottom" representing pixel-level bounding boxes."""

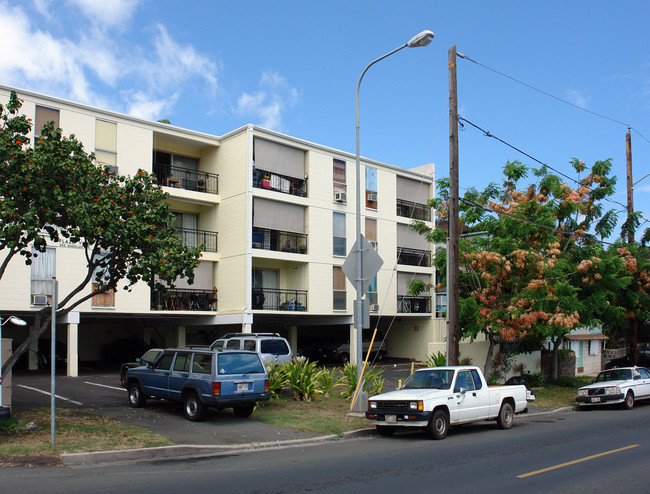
[{"left": 517, "top": 444, "right": 639, "bottom": 479}]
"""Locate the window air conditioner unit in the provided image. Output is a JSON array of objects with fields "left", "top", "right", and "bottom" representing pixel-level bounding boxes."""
[
  {"left": 367, "top": 192, "right": 377, "bottom": 202},
  {"left": 369, "top": 304, "right": 379, "bottom": 312},
  {"left": 32, "top": 294, "right": 48, "bottom": 306},
  {"left": 370, "top": 241, "right": 378, "bottom": 251},
  {"left": 334, "top": 191, "right": 347, "bottom": 203}
]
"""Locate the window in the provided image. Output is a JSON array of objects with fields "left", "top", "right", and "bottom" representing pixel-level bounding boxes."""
[
  {"left": 367, "top": 276, "right": 378, "bottom": 307},
  {"left": 218, "top": 353, "right": 265, "bottom": 375},
  {"left": 366, "top": 167, "right": 377, "bottom": 208},
  {"left": 172, "top": 212, "right": 199, "bottom": 249},
  {"left": 365, "top": 218, "right": 377, "bottom": 251},
  {"left": 173, "top": 353, "right": 191, "bottom": 372},
  {"left": 30, "top": 247, "right": 55, "bottom": 305},
  {"left": 192, "top": 353, "right": 212, "bottom": 374},
  {"left": 34, "top": 106, "right": 59, "bottom": 137},
  {"left": 333, "top": 266, "right": 346, "bottom": 310},
  {"left": 96, "top": 120, "right": 117, "bottom": 170},
  {"left": 333, "top": 159, "right": 346, "bottom": 194},
  {"left": 469, "top": 369, "right": 484, "bottom": 390},
  {"left": 91, "top": 251, "right": 115, "bottom": 307},
  {"left": 154, "top": 352, "right": 174, "bottom": 370},
  {"left": 454, "top": 370, "right": 475, "bottom": 392},
  {"left": 333, "top": 212, "right": 346, "bottom": 256}
]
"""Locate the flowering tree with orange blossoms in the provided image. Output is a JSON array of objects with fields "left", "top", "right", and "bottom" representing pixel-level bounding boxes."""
[
  {"left": 0, "top": 92, "right": 201, "bottom": 376},
  {"left": 415, "top": 159, "right": 636, "bottom": 378}
]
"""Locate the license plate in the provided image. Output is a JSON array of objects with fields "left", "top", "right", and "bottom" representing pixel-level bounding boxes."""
[
  {"left": 237, "top": 383, "right": 249, "bottom": 392},
  {"left": 385, "top": 414, "right": 397, "bottom": 423},
  {"left": 591, "top": 397, "right": 601, "bottom": 403}
]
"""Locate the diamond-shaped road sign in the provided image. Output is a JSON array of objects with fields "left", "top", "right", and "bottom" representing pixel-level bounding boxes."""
[{"left": 342, "top": 234, "right": 384, "bottom": 295}]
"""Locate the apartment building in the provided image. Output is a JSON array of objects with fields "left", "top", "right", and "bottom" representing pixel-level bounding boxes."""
[{"left": 0, "top": 85, "right": 444, "bottom": 376}]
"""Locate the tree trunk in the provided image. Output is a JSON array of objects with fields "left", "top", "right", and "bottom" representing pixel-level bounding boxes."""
[
  {"left": 551, "top": 337, "right": 563, "bottom": 381},
  {"left": 483, "top": 334, "right": 499, "bottom": 378}
]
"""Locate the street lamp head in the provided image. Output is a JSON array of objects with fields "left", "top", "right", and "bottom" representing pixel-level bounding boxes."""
[
  {"left": 3, "top": 315, "right": 27, "bottom": 326},
  {"left": 407, "top": 30, "right": 434, "bottom": 48}
]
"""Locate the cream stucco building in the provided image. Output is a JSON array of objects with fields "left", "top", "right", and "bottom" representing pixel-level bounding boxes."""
[{"left": 1, "top": 85, "right": 454, "bottom": 376}]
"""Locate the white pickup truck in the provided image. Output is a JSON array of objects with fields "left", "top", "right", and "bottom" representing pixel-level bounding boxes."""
[{"left": 366, "top": 365, "right": 530, "bottom": 439}]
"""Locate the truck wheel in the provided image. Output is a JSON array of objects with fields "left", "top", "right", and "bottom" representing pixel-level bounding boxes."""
[
  {"left": 623, "top": 391, "right": 635, "bottom": 410},
  {"left": 376, "top": 426, "right": 395, "bottom": 436},
  {"left": 428, "top": 410, "right": 448, "bottom": 440},
  {"left": 497, "top": 402, "right": 514, "bottom": 429},
  {"left": 183, "top": 392, "right": 206, "bottom": 422},
  {"left": 233, "top": 404, "right": 255, "bottom": 418},
  {"left": 128, "top": 382, "right": 145, "bottom": 408}
]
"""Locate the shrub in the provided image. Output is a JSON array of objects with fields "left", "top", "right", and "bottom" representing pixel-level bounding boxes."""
[
  {"left": 266, "top": 363, "right": 288, "bottom": 399},
  {"left": 284, "top": 359, "right": 323, "bottom": 402},
  {"left": 316, "top": 366, "right": 343, "bottom": 397},
  {"left": 340, "top": 362, "right": 384, "bottom": 399},
  {"left": 425, "top": 351, "right": 447, "bottom": 367}
]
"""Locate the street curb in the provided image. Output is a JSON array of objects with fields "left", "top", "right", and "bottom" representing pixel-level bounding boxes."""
[{"left": 61, "top": 433, "right": 347, "bottom": 466}]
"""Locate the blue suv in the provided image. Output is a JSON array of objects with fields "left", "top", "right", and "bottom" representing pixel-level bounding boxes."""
[{"left": 125, "top": 348, "right": 270, "bottom": 421}]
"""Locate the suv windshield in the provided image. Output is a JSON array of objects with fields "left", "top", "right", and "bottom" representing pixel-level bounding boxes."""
[
  {"left": 218, "top": 353, "right": 265, "bottom": 375},
  {"left": 402, "top": 369, "right": 453, "bottom": 390}
]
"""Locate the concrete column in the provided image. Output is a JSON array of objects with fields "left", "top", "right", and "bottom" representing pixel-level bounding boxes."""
[
  {"left": 67, "top": 323, "right": 79, "bottom": 377},
  {"left": 288, "top": 326, "right": 298, "bottom": 358},
  {"left": 1, "top": 337, "right": 13, "bottom": 409},
  {"left": 177, "top": 326, "right": 186, "bottom": 348}
]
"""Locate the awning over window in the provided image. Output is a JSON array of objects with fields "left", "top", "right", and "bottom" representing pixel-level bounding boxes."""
[
  {"left": 396, "top": 176, "right": 429, "bottom": 205},
  {"left": 397, "top": 223, "right": 430, "bottom": 251},
  {"left": 254, "top": 137, "right": 305, "bottom": 178},
  {"left": 254, "top": 198, "right": 305, "bottom": 233}
]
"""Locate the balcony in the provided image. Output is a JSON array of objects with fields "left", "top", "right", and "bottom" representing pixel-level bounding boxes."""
[
  {"left": 397, "top": 247, "right": 431, "bottom": 267},
  {"left": 396, "top": 198, "right": 431, "bottom": 221},
  {"left": 397, "top": 296, "right": 432, "bottom": 314},
  {"left": 176, "top": 227, "right": 218, "bottom": 252},
  {"left": 252, "top": 227, "right": 307, "bottom": 254},
  {"left": 151, "top": 287, "right": 218, "bottom": 311},
  {"left": 253, "top": 168, "right": 307, "bottom": 197},
  {"left": 252, "top": 288, "right": 307, "bottom": 311},
  {"left": 153, "top": 163, "right": 219, "bottom": 195}
]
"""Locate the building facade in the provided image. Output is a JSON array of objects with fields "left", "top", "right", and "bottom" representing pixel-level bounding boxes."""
[{"left": 1, "top": 85, "right": 443, "bottom": 375}]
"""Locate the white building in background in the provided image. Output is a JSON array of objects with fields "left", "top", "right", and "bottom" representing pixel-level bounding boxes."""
[{"left": 1, "top": 84, "right": 450, "bottom": 376}]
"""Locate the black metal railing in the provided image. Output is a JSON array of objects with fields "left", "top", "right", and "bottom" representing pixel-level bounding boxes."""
[
  {"left": 176, "top": 227, "right": 218, "bottom": 252},
  {"left": 253, "top": 167, "right": 307, "bottom": 197},
  {"left": 252, "top": 227, "right": 307, "bottom": 254},
  {"left": 151, "top": 288, "right": 218, "bottom": 311},
  {"left": 252, "top": 288, "right": 307, "bottom": 311},
  {"left": 397, "top": 296, "right": 432, "bottom": 314},
  {"left": 152, "top": 163, "right": 219, "bottom": 195},
  {"left": 396, "top": 198, "right": 431, "bottom": 221},
  {"left": 397, "top": 247, "right": 431, "bottom": 267}
]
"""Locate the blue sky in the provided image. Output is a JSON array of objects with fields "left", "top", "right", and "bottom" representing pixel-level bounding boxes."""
[{"left": 2, "top": 0, "right": 650, "bottom": 241}]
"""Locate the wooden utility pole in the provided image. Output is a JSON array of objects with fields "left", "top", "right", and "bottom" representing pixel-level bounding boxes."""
[
  {"left": 625, "top": 127, "right": 638, "bottom": 365},
  {"left": 626, "top": 128, "right": 634, "bottom": 244},
  {"left": 447, "top": 45, "right": 460, "bottom": 366}
]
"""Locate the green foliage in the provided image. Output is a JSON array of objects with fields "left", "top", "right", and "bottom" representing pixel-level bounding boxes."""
[
  {"left": 425, "top": 351, "right": 447, "bottom": 367},
  {"left": 284, "top": 359, "right": 323, "bottom": 402},
  {"left": 266, "top": 363, "right": 289, "bottom": 399},
  {"left": 339, "top": 362, "right": 384, "bottom": 399},
  {"left": 520, "top": 371, "right": 545, "bottom": 387},
  {"left": 316, "top": 366, "right": 343, "bottom": 397}
]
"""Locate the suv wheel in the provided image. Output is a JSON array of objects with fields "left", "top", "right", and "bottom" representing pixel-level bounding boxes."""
[
  {"left": 128, "top": 382, "right": 145, "bottom": 408},
  {"left": 233, "top": 404, "right": 255, "bottom": 418},
  {"left": 183, "top": 392, "right": 206, "bottom": 422}
]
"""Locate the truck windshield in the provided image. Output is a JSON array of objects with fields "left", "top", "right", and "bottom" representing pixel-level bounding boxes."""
[{"left": 402, "top": 370, "right": 454, "bottom": 390}]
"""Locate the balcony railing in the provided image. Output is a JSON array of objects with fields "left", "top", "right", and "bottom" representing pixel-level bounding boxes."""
[
  {"left": 153, "top": 163, "right": 219, "bottom": 195},
  {"left": 253, "top": 167, "right": 307, "bottom": 197},
  {"left": 397, "top": 296, "right": 432, "bottom": 314},
  {"left": 176, "top": 227, "right": 218, "bottom": 252},
  {"left": 151, "top": 288, "right": 218, "bottom": 311},
  {"left": 396, "top": 198, "right": 431, "bottom": 221},
  {"left": 397, "top": 247, "right": 431, "bottom": 267},
  {"left": 252, "top": 227, "right": 307, "bottom": 254},
  {"left": 252, "top": 288, "right": 307, "bottom": 311}
]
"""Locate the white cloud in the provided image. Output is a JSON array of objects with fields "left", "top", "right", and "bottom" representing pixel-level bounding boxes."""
[
  {"left": 0, "top": 2, "right": 220, "bottom": 121},
  {"left": 565, "top": 88, "right": 588, "bottom": 108},
  {"left": 236, "top": 70, "right": 300, "bottom": 131}
]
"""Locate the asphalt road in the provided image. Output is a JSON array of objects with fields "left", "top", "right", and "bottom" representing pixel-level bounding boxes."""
[{"left": 3, "top": 399, "right": 649, "bottom": 493}]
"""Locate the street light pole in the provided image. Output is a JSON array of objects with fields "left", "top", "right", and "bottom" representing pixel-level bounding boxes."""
[{"left": 354, "top": 30, "right": 434, "bottom": 385}]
